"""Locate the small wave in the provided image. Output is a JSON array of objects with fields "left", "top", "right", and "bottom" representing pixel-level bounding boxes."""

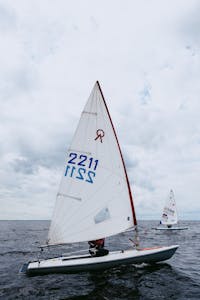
[{"left": 0, "top": 250, "right": 30, "bottom": 256}]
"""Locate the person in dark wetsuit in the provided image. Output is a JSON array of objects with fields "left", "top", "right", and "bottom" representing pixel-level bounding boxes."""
[{"left": 88, "top": 239, "right": 109, "bottom": 257}]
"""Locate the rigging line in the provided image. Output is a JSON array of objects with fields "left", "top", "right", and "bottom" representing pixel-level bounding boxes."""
[{"left": 97, "top": 81, "right": 137, "bottom": 226}]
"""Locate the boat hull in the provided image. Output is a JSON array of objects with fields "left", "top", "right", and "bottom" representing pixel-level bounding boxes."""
[{"left": 24, "top": 245, "right": 179, "bottom": 275}]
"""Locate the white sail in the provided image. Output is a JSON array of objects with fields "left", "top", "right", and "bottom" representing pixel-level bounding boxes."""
[
  {"left": 161, "top": 190, "right": 178, "bottom": 225},
  {"left": 48, "top": 82, "right": 136, "bottom": 245}
]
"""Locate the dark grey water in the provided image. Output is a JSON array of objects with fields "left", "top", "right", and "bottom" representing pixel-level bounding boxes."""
[{"left": 0, "top": 220, "right": 199, "bottom": 299}]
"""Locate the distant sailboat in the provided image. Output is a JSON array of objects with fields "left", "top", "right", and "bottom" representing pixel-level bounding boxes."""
[
  {"left": 155, "top": 189, "right": 188, "bottom": 230},
  {"left": 22, "top": 82, "right": 178, "bottom": 275}
]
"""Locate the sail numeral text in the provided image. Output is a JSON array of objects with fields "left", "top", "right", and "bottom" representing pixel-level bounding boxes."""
[
  {"left": 86, "top": 171, "right": 96, "bottom": 183},
  {"left": 64, "top": 166, "right": 95, "bottom": 184},
  {"left": 76, "top": 167, "right": 86, "bottom": 180},
  {"left": 68, "top": 153, "right": 77, "bottom": 164},
  {"left": 67, "top": 152, "right": 98, "bottom": 171},
  {"left": 78, "top": 155, "right": 87, "bottom": 167},
  {"left": 65, "top": 152, "right": 98, "bottom": 184}
]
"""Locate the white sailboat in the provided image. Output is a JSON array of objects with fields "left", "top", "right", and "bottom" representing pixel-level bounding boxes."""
[
  {"left": 155, "top": 189, "right": 188, "bottom": 230},
  {"left": 23, "top": 82, "right": 178, "bottom": 275}
]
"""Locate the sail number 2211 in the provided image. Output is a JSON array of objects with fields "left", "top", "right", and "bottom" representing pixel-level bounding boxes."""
[{"left": 64, "top": 152, "right": 99, "bottom": 184}]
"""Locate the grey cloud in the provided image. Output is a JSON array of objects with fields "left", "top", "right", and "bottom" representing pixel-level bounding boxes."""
[
  {"left": 11, "top": 157, "right": 37, "bottom": 175},
  {"left": 90, "top": 16, "right": 99, "bottom": 30},
  {"left": 180, "top": 4, "right": 200, "bottom": 46},
  {"left": 0, "top": 4, "right": 16, "bottom": 31},
  {"left": 139, "top": 84, "right": 151, "bottom": 105},
  {"left": 137, "top": 178, "right": 155, "bottom": 192},
  {"left": 123, "top": 151, "right": 139, "bottom": 170},
  {"left": 1, "top": 67, "right": 38, "bottom": 100},
  {"left": 21, "top": 21, "right": 64, "bottom": 63}
]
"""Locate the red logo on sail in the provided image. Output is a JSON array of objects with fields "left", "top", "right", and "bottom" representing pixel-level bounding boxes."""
[{"left": 95, "top": 129, "right": 105, "bottom": 143}]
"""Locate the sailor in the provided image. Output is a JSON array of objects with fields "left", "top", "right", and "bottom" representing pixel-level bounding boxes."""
[{"left": 88, "top": 239, "right": 109, "bottom": 257}]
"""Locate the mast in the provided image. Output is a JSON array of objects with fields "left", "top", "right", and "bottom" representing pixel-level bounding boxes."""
[{"left": 96, "top": 81, "right": 137, "bottom": 226}]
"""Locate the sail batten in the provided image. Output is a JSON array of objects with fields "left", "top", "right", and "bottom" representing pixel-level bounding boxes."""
[
  {"left": 57, "top": 193, "right": 82, "bottom": 201},
  {"left": 48, "top": 82, "right": 136, "bottom": 245},
  {"left": 83, "top": 111, "right": 97, "bottom": 116},
  {"left": 68, "top": 149, "right": 92, "bottom": 155}
]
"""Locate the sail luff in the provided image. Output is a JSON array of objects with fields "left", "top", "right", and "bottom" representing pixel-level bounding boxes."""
[{"left": 96, "top": 81, "right": 137, "bottom": 226}]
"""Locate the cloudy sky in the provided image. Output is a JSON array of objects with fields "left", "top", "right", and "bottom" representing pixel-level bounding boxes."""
[{"left": 0, "top": 0, "right": 200, "bottom": 220}]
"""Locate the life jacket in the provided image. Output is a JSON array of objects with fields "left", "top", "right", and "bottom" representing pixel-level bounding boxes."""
[{"left": 89, "top": 239, "right": 105, "bottom": 249}]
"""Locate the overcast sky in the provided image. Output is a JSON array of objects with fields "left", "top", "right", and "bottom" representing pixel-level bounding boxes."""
[{"left": 0, "top": 0, "right": 200, "bottom": 220}]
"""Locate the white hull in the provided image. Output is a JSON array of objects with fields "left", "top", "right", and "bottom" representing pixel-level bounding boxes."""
[
  {"left": 155, "top": 227, "right": 188, "bottom": 230},
  {"left": 24, "top": 245, "right": 179, "bottom": 275}
]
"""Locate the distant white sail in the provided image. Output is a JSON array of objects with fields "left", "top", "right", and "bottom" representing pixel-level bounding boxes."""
[
  {"left": 48, "top": 82, "right": 137, "bottom": 245},
  {"left": 161, "top": 190, "right": 178, "bottom": 225}
]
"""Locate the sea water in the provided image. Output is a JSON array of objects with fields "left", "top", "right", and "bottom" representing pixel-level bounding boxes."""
[{"left": 0, "top": 220, "right": 199, "bottom": 299}]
